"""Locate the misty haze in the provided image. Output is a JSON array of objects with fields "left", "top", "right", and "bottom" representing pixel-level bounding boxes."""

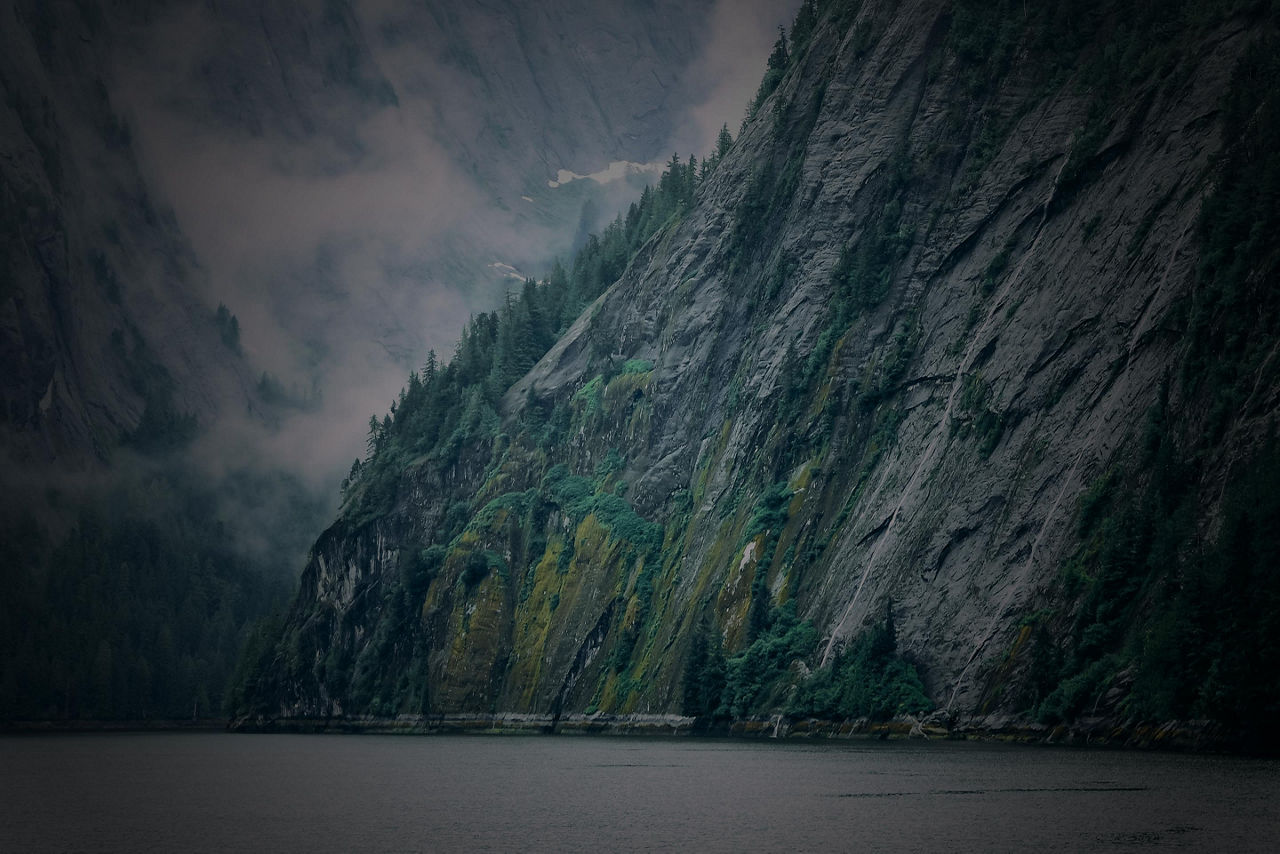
[{"left": 3, "top": 0, "right": 1280, "bottom": 850}]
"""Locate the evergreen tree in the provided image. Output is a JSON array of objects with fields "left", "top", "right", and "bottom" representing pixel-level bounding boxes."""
[
  {"left": 366, "top": 415, "right": 381, "bottom": 457},
  {"left": 791, "top": 0, "right": 818, "bottom": 52},
  {"left": 767, "top": 26, "right": 790, "bottom": 71},
  {"left": 716, "top": 124, "right": 734, "bottom": 161},
  {"left": 749, "top": 28, "right": 791, "bottom": 118}
]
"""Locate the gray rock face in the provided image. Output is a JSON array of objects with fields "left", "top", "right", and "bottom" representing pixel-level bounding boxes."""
[{"left": 247, "top": 1, "right": 1279, "bottom": 736}]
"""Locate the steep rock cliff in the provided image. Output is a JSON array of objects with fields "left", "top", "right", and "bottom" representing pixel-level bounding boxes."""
[{"left": 242, "top": 0, "right": 1280, "bottom": 745}]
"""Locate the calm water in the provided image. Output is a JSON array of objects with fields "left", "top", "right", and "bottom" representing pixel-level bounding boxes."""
[{"left": 2, "top": 733, "right": 1278, "bottom": 852}]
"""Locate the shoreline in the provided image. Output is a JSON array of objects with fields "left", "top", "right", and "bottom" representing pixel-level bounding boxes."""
[
  {"left": 4, "top": 713, "right": 1262, "bottom": 755},
  {"left": 1, "top": 718, "right": 228, "bottom": 733},
  {"left": 228, "top": 711, "right": 1257, "bottom": 754}
]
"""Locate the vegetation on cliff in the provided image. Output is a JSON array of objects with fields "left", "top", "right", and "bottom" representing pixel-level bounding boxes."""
[{"left": 1018, "top": 31, "right": 1280, "bottom": 741}]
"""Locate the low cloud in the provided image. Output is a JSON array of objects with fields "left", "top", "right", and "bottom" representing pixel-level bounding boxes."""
[{"left": 107, "top": 0, "right": 798, "bottom": 499}]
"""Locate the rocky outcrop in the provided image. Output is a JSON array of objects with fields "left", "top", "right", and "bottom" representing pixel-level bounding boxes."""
[{"left": 243, "top": 1, "right": 1280, "bottom": 747}]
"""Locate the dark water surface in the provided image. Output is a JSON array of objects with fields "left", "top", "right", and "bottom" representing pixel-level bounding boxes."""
[{"left": 2, "top": 733, "right": 1278, "bottom": 852}]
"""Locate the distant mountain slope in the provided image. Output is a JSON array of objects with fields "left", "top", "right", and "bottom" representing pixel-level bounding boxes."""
[
  {"left": 240, "top": 0, "right": 1280, "bottom": 750},
  {"left": 1, "top": 1, "right": 256, "bottom": 470}
]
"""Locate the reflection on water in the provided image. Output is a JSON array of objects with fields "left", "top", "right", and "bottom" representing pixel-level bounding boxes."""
[{"left": 2, "top": 733, "right": 1277, "bottom": 852}]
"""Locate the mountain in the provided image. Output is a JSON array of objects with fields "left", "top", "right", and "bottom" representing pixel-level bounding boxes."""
[
  {"left": 0, "top": 0, "right": 753, "bottom": 722},
  {"left": 237, "top": 0, "right": 1280, "bottom": 749}
]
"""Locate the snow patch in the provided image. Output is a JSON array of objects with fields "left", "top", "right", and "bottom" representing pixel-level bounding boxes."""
[
  {"left": 489, "top": 261, "right": 526, "bottom": 281},
  {"left": 547, "top": 159, "right": 663, "bottom": 189}
]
